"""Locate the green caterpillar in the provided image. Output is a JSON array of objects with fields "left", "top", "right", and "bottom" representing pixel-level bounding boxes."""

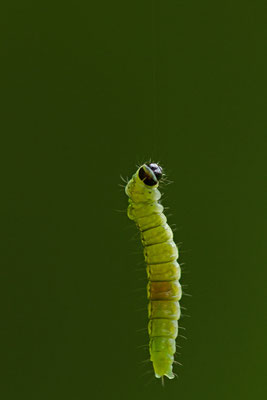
[{"left": 125, "top": 163, "right": 181, "bottom": 380}]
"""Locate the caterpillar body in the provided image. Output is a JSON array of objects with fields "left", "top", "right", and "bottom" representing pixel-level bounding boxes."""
[{"left": 125, "top": 163, "right": 181, "bottom": 380}]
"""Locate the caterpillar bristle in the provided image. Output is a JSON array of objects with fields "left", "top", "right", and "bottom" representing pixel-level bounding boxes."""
[
  {"left": 179, "top": 326, "right": 186, "bottom": 331},
  {"left": 173, "top": 360, "right": 183, "bottom": 366}
]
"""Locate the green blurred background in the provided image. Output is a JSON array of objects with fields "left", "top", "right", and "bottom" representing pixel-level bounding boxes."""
[{"left": 1, "top": 1, "right": 266, "bottom": 399}]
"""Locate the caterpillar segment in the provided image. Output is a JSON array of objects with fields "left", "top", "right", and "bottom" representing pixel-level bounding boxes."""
[{"left": 125, "top": 163, "right": 182, "bottom": 380}]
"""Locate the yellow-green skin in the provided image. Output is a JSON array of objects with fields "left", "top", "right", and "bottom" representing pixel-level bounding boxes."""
[{"left": 125, "top": 166, "right": 181, "bottom": 379}]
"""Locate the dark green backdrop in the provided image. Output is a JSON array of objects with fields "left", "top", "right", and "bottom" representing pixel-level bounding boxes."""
[{"left": 1, "top": 1, "right": 266, "bottom": 399}]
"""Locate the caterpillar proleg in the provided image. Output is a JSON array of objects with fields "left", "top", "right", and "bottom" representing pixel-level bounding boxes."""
[{"left": 125, "top": 163, "right": 182, "bottom": 380}]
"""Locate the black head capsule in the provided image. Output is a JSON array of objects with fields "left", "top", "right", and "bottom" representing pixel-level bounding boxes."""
[
  {"left": 147, "top": 163, "right": 163, "bottom": 181},
  {"left": 138, "top": 163, "right": 163, "bottom": 186}
]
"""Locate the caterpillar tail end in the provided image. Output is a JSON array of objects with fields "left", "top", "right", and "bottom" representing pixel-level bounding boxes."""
[
  {"left": 155, "top": 372, "right": 175, "bottom": 380},
  {"left": 154, "top": 364, "right": 175, "bottom": 380}
]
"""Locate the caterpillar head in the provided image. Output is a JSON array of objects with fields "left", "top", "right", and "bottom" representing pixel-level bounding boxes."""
[{"left": 138, "top": 163, "right": 163, "bottom": 187}]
